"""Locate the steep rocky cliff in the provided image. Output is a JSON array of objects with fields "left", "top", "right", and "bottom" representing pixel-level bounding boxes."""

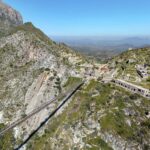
[{"left": 0, "top": 0, "right": 23, "bottom": 37}]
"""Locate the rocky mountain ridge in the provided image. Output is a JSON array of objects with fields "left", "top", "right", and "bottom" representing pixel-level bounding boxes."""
[{"left": 0, "top": 2, "right": 90, "bottom": 148}]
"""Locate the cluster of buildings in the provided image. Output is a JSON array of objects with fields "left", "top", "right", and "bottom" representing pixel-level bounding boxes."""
[
  {"left": 73, "top": 63, "right": 110, "bottom": 80},
  {"left": 100, "top": 63, "right": 150, "bottom": 99},
  {"left": 136, "top": 64, "right": 149, "bottom": 79},
  {"left": 72, "top": 61, "right": 150, "bottom": 99}
]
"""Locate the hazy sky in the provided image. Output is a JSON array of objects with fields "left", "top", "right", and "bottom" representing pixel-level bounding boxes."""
[{"left": 4, "top": 0, "right": 150, "bottom": 36}]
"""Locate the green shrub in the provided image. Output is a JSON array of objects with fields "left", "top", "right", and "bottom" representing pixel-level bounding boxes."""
[{"left": 0, "top": 124, "right": 14, "bottom": 150}]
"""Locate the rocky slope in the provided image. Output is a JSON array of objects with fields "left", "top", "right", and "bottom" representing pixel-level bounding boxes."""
[
  {"left": 0, "top": 21, "right": 91, "bottom": 148},
  {"left": 26, "top": 80, "right": 150, "bottom": 150},
  {"left": 0, "top": 3, "right": 89, "bottom": 148},
  {"left": 23, "top": 50, "right": 150, "bottom": 149}
]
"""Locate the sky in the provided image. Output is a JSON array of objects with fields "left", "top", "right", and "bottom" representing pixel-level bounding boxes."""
[{"left": 3, "top": 0, "right": 150, "bottom": 37}]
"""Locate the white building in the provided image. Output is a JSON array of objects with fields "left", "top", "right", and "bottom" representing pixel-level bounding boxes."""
[
  {"left": 136, "top": 65, "right": 149, "bottom": 79},
  {"left": 113, "top": 79, "right": 150, "bottom": 99}
]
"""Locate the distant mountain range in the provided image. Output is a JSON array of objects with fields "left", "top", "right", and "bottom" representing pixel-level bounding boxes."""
[
  {"left": 51, "top": 36, "right": 150, "bottom": 62},
  {"left": 52, "top": 36, "right": 150, "bottom": 52}
]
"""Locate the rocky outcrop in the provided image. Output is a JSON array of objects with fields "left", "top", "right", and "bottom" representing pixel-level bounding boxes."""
[{"left": 0, "top": 0, "right": 23, "bottom": 36}]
